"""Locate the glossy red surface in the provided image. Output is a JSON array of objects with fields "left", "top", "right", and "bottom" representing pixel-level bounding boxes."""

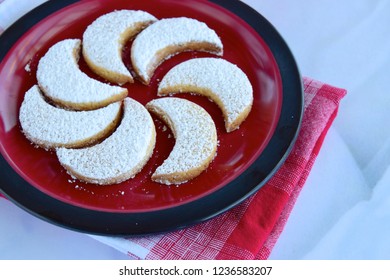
[{"left": 0, "top": 0, "right": 282, "bottom": 212}]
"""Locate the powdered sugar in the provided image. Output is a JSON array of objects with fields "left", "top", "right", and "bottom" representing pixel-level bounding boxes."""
[
  {"left": 24, "top": 62, "right": 31, "bottom": 72},
  {"left": 36, "top": 39, "right": 126, "bottom": 108},
  {"left": 56, "top": 98, "right": 156, "bottom": 185},
  {"left": 146, "top": 97, "right": 217, "bottom": 184},
  {"left": 19, "top": 12, "right": 253, "bottom": 186},
  {"left": 158, "top": 57, "right": 253, "bottom": 132},
  {"left": 131, "top": 17, "right": 223, "bottom": 83},
  {"left": 82, "top": 10, "right": 157, "bottom": 84},
  {"left": 19, "top": 85, "right": 121, "bottom": 149}
]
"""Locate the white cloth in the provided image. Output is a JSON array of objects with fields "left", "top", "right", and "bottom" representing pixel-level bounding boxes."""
[{"left": 0, "top": 0, "right": 388, "bottom": 259}]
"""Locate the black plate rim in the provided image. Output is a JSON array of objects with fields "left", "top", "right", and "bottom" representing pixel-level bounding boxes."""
[{"left": 0, "top": 0, "right": 303, "bottom": 236}]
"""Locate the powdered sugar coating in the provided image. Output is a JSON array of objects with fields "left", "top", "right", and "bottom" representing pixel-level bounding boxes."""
[
  {"left": 158, "top": 57, "right": 253, "bottom": 132},
  {"left": 82, "top": 10, "right": 157, "bottom": 84},
  {"left": 56, "top": 98, "right": 156, "bottom": 185},
  {"left": 146, "top": 97, "right": 217, "bottom": 185},
  {"left": 19, "top": 85, "right": 121, "bottom": 149},
  {"left": 131, "top": 17, "right": 223, "bottom": 84},
  {"left": 37, "top": 39, "right": 127, "bottom": 110}
]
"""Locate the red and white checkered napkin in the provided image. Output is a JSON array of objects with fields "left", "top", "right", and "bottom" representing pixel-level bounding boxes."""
[
  {"left": 0, "top": 2, "right": 347, "bottom": 260},
  {"left": 92, "top": 77, "right": 347, "bottom": 259}
]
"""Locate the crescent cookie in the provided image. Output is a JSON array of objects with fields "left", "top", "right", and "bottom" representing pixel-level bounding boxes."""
[
  {"left": 82, "top": 10, "right": 157, "bottom": 85},
  {"left": 146, "top": 97, "right": 217, "bottom": 185},
  {"left": 158, "top": 57, "right": 253, "bottom": 132},
  {"left": 56, "top": 98, "right": 156, "bottom": 185},
  {"left": 19, "top": 85, "right": 121, "bottom": 150},
  {"left": 131, "top": 17, "right": 223, "bottom": 84},
  {"left": 37, "top": 39, "right": 127, "bottom": 110}
]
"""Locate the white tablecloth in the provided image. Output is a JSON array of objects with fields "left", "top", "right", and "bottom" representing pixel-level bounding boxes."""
[{"left": 0, "top": 0, "right": 388, "bottom": 259}]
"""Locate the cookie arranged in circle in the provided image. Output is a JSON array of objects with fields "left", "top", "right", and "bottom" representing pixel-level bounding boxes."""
[
  {"left": 56, "top": 98, "right": 156, "bottom": 185},
  {"left": 82, "top": 10, "right": 157, "bottom": 85},
  {"left": 146, "top": 97, "right": 217, "bottom": 185},
  {"left": 158, "top": 57, "right": 253, "bottom": 132},
  {"left": 131, "top": 17, "right": 223, "bottom": 84},
  {"left": 19, "top": 85, "right": 122, "bottom": 150},
  {"left": 37, "top": 39, "right": 127, "bottom": 110}
]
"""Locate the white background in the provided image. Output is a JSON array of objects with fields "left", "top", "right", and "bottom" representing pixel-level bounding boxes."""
[{"left": 0, "top": 0, "right": 389, "bottom": 259}]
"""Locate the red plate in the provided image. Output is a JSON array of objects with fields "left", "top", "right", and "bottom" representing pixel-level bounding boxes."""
[{"left": 0, "top": 0, "right": 302, "bottom": 235}]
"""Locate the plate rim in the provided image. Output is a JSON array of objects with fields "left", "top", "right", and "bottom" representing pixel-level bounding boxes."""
[{"left": 0, "top": 0, "right": 303, "bottom": 236}]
